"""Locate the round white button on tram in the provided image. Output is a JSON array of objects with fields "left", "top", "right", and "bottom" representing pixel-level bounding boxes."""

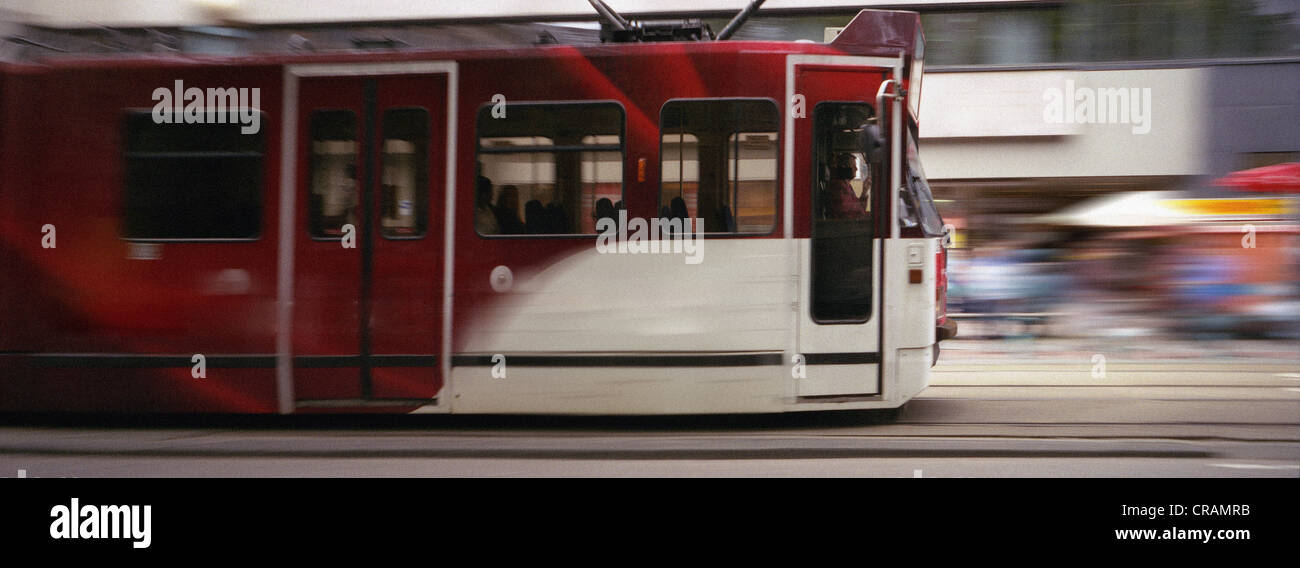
[{"left": 489, "top": 265, "right": 513, "bottom": 293}]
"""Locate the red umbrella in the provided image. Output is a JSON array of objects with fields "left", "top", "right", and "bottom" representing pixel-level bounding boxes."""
[{"left": 1214, "top": 162, "right": 1300, "bottom": 193}]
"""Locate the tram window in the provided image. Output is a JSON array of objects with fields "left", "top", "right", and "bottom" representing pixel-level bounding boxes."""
[
  {"left": 475, "top": 103, "right": 624, "bottom": 236},
  {"left": 659, "top": 99, "right": 778, "bottom": 234},
  {"left": 308, "top": 110, "right": 359, "bottom": 239},
  {"left": 811, "top": 102, "right": 875, "bottom": 323},
  {"left": 904, "top": 131, "right": 945, "bottom": 237},
  {"left": 122, "top": 111, "right": 264, "bottom": 240},
  {"left": 380, "top": 107, "right": 429, "bottom": 239}
]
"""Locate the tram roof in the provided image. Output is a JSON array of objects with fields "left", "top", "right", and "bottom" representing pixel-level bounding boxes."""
[{"left": 6, "top": 9, "right": 921, "bottom": 70}]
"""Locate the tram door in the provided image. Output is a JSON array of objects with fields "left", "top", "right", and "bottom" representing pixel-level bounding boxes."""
[
  {"left": 292, "top": 72, "right": 449, "bottom": 406},
  {"left": 795, "top": 65, "right": 889, "bottom": 397}
]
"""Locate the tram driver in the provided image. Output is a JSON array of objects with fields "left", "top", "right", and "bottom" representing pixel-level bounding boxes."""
[{"left": 827, "top": 152, "right": 870, "bottom": 219}]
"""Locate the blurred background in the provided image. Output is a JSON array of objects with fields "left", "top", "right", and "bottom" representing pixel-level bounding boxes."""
[{"left": 3, "top": 0, "right": 1297, "bottom": 360}]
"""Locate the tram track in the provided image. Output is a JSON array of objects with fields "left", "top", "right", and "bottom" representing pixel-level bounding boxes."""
[{"left": 1, "top": 363, "right": 1296, "bottom": 475}]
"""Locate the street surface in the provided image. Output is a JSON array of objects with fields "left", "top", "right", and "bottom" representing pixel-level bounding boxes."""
[{"left": 2, "top": 359, "right": 1297, "bottom": 477}]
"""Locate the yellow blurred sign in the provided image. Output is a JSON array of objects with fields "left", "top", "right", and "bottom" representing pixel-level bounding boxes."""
[
  {"left": 1162, "top": 198, "right": 1291, "bottom": 217},
  {"left": 950, "top": 229, "right": 967, "bottom": 249}
]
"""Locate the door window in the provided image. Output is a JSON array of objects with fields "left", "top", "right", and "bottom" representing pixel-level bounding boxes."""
[
  {"left": 811, "top": 102, "right": 876, "bottom": 323},
  {"left": 307, "top": 110, "right": 359, "bottom": 239},
  {"left": 380, "top": 107, "right": 429, "bottom": 238}
]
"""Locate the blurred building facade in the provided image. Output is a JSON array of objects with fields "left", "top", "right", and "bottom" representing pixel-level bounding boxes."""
[{"left": 909, "top": 2, "right": 1300, "bottom": 340}]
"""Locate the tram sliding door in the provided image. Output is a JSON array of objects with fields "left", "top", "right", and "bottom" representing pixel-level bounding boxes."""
[
  {"left": 795, "top": 65, "right": 888, "bottom": 397},
  {"left": 292, "top": 72, "right": 448, "bottom": 406}
]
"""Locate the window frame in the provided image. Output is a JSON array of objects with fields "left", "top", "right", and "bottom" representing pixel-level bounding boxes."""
[
  {"left": 472, "top": 100, "right": 627, "bottom": 240},
  {"left": 657, "top": 97, "right": 782, "bottom": 238},
  {"left": 120, "top": 108, "right": 266, "bottom": 243}
]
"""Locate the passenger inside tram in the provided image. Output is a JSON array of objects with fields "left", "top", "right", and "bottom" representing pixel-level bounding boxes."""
[
  {"left": 493, "top": 185, "right": 525, "bottom": 234},
  {"left": 475, "top": 173, "right": 499, "bottom": 235},
  {"left": 594, "top": 197, "right": 617, "bottom": 233}
]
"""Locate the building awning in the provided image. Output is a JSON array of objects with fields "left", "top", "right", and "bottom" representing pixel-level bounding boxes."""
[
  {"left": 1029, "top": 191, "right": 1187, "bottom": 227},
  {"left": 1029, "top": 191, "right": 1293, "bottom": 227},
  {"left": 1214, "top": 162, "right": 1300, "bottom": 194}
]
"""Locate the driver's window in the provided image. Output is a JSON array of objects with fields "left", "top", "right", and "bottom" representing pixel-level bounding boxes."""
[{"left": 813, "top": 103, "right": 874, "bottom": 222}]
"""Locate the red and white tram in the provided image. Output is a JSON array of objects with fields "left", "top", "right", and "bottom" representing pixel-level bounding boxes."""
[{"left": 0, "top": 8, "right": 953, "bottom": 414}]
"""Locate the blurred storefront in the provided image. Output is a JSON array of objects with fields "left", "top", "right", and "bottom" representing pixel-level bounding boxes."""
[{"left": 919, "top": 63, "right": 1299, "bottom": 339}]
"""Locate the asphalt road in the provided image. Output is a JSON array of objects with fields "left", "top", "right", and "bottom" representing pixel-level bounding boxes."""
[{"left": 1, "top": 361, "right": 1297, "bottom": 477}]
